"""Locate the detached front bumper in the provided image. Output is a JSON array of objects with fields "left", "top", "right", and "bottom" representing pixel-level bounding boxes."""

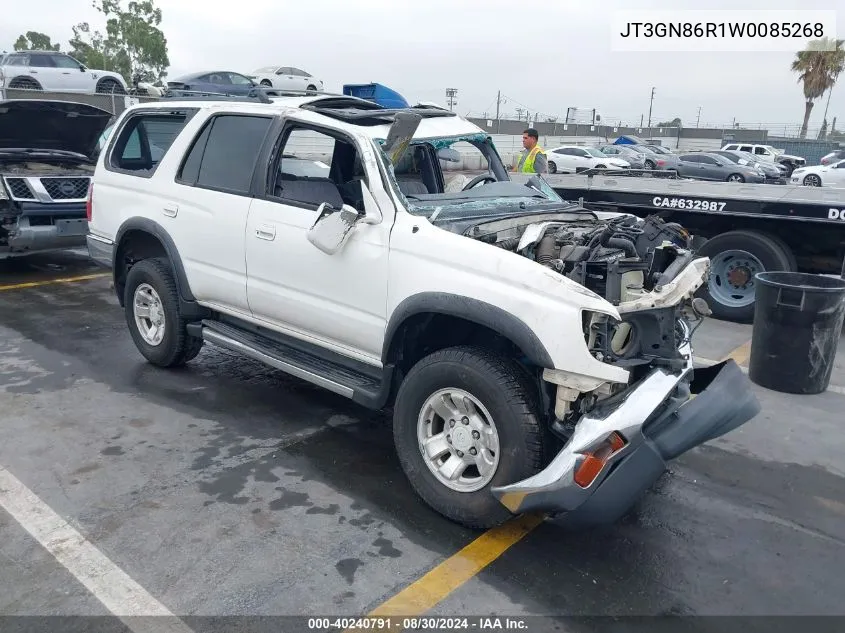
[
  {"left": 3, "top": 215, "right": 89, "bottom": 256},
  {"left": 491, "top": 346, "right": 760, "bottom": 525}
]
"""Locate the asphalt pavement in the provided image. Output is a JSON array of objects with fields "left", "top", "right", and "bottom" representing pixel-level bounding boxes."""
[{"left": 1, "top": 250, "right": 845, "bottom": 632}]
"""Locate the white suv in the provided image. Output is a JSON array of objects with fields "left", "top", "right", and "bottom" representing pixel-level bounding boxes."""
[
  {"left": 720, "top": 143, "right": 805, "bottom": 175},
  {"left": 0, "top": 50, "right": 128, "bottom": 94},
  {"left": 86, "top": 91, "right": 759, "bottom": 528}
]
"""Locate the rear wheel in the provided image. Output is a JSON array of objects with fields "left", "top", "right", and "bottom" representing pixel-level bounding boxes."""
[
  {"left": 695, "top": 230, "right": 793, "bottom": 323},
  {"left": 548, "top": 161, "right": 557, "bottom": 174},
  {"left": 8, "top": 77, "right": 41, "bottom": 90},
  {"left": 306, "top": 84, "right": 317, "bottom": 93},
  {"left": 644, "top": 159, "right": 655, "bottom": 169},
  {"left": 124, "top": 258, "right": 203, "bottom": 367},
  {"left": 392, "top": 347, "right": 546, "bottom": 529},
  {"left": 727, "top": 173, "right": 745, "bottom": 183},
  {"left": 260, "top": 79, "right": 272, "bottom": 86},
  {"left": 803, "top": 174, "right": 822, "bottom": 187}
]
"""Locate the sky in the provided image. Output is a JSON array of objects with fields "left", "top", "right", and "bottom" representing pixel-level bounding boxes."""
[{"left": 2, "top": 0, "right": 844, "bottom": 132}]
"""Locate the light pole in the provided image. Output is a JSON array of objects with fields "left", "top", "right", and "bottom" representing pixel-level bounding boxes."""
[{"left": 445, "top": 88, "right": 458, "bottom": 111}]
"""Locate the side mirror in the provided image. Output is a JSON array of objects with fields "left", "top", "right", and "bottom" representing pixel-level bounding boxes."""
[
  {"left": 79, "top": 64, "right": 87, "bottom": 72},
  {"left": 307, "top": 202, "right": 363, "bottom": 255},
  {"left": 437, "top": 147, "right": 461, "bottom": 163}
]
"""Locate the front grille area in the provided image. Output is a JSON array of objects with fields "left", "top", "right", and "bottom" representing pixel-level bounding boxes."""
[
  {"left": 40, "top": 177, "right": 90, "bottom": 200},
  {"left": 5, "top": 178, "right": 34, "bottom": 199}
]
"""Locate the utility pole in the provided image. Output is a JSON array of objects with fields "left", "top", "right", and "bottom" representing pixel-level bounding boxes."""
[
  {"left": 515, "top": 107, "right": 524, "bottom": 121},
  {"left": 445, "top": 88, "right": 458, "bottom": 111},
  {"left": 495, "top": 90, "right": 501, "bottom": 133},
  {"left": 696, "top": 106, "right": 702, "bottom": 128},
  {"left": 647, "top": 87, "right": 655, "bottom": 127},
  {"left": 640, "top": 114, "right": 644, "bottom": 127}
]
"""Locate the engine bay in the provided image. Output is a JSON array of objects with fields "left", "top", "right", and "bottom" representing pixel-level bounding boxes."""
[{"left": 466, "top": 211, "right": 707, "bottom": 373}]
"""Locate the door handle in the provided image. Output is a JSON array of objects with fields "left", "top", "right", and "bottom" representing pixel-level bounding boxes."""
[
  {"left": 255, "top": 223, "right": 276, "bottom": 240},
  {"left": 162, "top": 204, "right": 178, "bottom": 217}
]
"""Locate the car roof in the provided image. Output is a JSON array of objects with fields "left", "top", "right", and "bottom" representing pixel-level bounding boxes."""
[{"left": 123, "top": 94, "right": 485, "bottom": 142}]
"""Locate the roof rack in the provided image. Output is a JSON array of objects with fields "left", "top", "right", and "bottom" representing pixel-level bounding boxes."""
[
  {"left": 300, "top": 101, "right": 457, "bottom": 125},
  {"left": 162, "top": 88, "right": 278, "bottom": 104}
]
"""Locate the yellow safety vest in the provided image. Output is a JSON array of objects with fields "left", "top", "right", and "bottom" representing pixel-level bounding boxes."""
[{"left": 517, "top": 145, "right": 545, "bottom": 173}]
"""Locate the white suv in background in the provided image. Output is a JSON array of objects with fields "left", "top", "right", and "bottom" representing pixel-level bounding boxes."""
[
  {"left": 546, "top": 145, "right": 630, "bottom": 174},
  {"left": 0, "top": 50, "right": 128, "bottom": 94},
  {"left": 719, "top": 142, "right": 805, "bottom": 175}
]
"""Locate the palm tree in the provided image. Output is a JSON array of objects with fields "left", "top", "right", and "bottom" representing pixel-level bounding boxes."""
[{"left": 791, "top": 37, "right": 845, "bottom": 138}]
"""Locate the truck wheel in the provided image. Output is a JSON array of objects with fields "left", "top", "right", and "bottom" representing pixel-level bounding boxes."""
[
  {"left": 124, "top": 258, "right": 203, "bottom": 367},
  {"left": 695, "top": 230, "right": 793, "bottom": 323},
  {"left": 392, "top": 346, "right": 546, "bottom": 529}
]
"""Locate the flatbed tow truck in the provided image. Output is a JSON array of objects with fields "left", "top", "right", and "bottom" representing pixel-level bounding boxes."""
[{"left": 531, "top": 170, "right": 845, "bottom": 322}]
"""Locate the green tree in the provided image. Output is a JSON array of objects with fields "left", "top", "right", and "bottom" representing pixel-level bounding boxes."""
[
  {"left": 791, "top": 37, "right": 845, "bottom": 138},
  {"left": 68, "top": 22, "right": 110, "bottom": 71},
  {"left": 657, "top": 117, "right": 682, "bottom": 127},
  {"left": 68, "top": 0, "right": 169, "bottom": 83},
  {"left": 13, "top": 31, "right": 61, "bottom": 51}
]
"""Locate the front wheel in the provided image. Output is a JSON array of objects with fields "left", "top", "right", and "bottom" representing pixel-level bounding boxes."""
[
  {"left": 548, "top": 161, "right": 557, "bottom": 174},
  {"left": 803, "top": 174, "right": 822, "bottom": 187},
  {"left": 392, "top": 347, "right": 546, "bottom": 529},
  {"left": 644, "top": 159, "right": 655, "bottom": 170},
  {"left": 727, "top": 173, "right": 745, "bottom": 183},
  {"left": 124, "top": 258, "right": 203, "bottom": 367}
]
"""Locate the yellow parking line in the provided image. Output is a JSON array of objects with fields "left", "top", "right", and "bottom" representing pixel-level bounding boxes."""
[
  {"left": 364, "top": 513, "right": 543, "bottom": 623},
  {"left": 0, "top": 272, "right": 110, "bottom": 292}
]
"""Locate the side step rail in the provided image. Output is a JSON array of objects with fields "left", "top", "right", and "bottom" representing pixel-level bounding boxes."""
[{"left": 191, "top": 320, "right": 390, "bottom": 408}]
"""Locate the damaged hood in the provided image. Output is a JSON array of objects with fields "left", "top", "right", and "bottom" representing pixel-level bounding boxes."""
[{"left": 0, "top": 100, "right": 113, "bottom": 158}]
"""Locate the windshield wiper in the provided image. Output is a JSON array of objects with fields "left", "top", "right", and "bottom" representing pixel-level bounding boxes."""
[{"left": 0, "top": 148, "right": 90, "bottom": 160}]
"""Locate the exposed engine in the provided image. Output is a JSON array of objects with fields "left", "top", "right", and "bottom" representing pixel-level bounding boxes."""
[
  {"left": 469, "top": 213, "right": 706, "bottom": 375},
  {"left": 474, "top": 214, "right": 692, "bottom": 304}
]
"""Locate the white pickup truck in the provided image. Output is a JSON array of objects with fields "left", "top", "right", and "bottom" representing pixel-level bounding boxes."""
[{"left": 86, "top": 90, "right": 760, "bottom": 528}]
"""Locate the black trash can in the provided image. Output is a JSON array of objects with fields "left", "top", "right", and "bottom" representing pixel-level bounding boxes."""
[{"left": 748, "top": 272, "right": 845, "bottom": 394}]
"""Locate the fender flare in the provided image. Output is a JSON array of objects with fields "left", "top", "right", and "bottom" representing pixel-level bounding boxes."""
[
  {"left": 114, "top": 217, "right": 195, "bottom": 302},
  {"left": 383, "top": 292, "right": 554, "bottom": 368}
]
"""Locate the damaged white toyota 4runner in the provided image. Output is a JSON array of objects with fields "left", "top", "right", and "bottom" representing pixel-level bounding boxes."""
[{"left": 87, "top": 90, "right": 760, "bottom": 528}]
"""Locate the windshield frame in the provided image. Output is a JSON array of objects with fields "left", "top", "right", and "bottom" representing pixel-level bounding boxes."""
[{"left": 374, "top": 133, "right": 571, "bottom": 218}]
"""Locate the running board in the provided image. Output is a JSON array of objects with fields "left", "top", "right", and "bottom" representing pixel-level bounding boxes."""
[{"left": 193, "top": 320, "right": 391, "bottom": 409}]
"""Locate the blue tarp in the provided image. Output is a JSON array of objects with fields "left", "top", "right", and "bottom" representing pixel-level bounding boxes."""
[
  {"left": 342, "top": 83, "right": 409, "bottom": 108},
  {"left": 613, "top": 135, "right": 648, "bottom": 145}
]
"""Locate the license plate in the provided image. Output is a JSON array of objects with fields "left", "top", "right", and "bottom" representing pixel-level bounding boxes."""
[{"left": 55, "top": 219, "right": 89, "bottom": 236}]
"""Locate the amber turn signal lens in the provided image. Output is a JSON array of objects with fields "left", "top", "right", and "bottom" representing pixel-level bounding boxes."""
[{"left": 573, "top": 432, "right": 627, "bottom": 488}]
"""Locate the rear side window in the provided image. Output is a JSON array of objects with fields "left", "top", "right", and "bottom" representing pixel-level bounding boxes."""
[
  {"left": 109, "top": 112, "right": 192, "bottom": 177},
  {"left": 177, "top": 114, "right": 272, "bottom": 195}
]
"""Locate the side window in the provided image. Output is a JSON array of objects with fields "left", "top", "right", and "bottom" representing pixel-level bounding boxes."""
[
  {"left": 28, "top": 54, "right": 54, "bottom": 68},
  {"left": 700, "top": 156, "right": 718, "bottom": 165},
  {"left": 680, "top": 155, "right": 699, "bottom": 163},
  {"left": 754, "top": 147, "right": 767, "bottom": 155},
  {"left": 109, "top": 112, "right": 191, "bottom": 176},
  {"left": 738, "top": 145, "right": 753, "bottom": 152},
  {"left": 52, "top": 54, "right": 81, "bottom": 69},
  {"left": 228, "top": 73, "right": 253, "bottom": 85},
  {"left": 272, "top": 126, "right": 364, "bottom": 210},
  {"left": 290, "top": 68, "right": 310, "bottom": 77},
  {"left": 177, "top": 114, "right": 272, "bottom": 194},
  {"left": 7, "top": 54, "right": 29, "bottom": 66},
  {"left": 277, "top": 67, "right": 292, "bottom": 75}
]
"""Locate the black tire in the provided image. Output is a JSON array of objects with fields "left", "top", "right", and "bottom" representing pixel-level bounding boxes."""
[
  {"left": 726, "top": 173, "right": 745, "bottom": 183},
  {"left": 9, "top": 77, "right": 41, "bottom": 90},
  {"left": 306, "top": 84, "right": 317, "bottom": 93},
  {"left": 695, "top": 230, "right": 793, "bottom": 323},
  {"left": 756, "top": 232, "right": 797, "bottom": 272},
  {"left": 392, "top": 346, "right": 546, "bottom": 529},
  {"left": 548, "top": 161, "right": 557, "bottom": 174},
  {"left": 644, "top": 159, "right": 655, "bottom": 169},
  {"left": 123, "top": 258, "right": 203, "bottom": 367},
  {"left": 260, "top": 79, "right": 272, "bottom": 86},
  {"left": 595, "top": 164, "right": 606, "bottom": 169},
  {"left": 803, "top": 174, "right": 822, "bottom": 187},
  {"left": 96, "top": 78, "right": 125, "bottom": 94}
]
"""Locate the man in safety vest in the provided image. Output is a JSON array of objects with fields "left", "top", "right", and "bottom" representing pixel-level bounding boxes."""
[{"left": 514, "top": 128, "right": 548, "bottom": 174}]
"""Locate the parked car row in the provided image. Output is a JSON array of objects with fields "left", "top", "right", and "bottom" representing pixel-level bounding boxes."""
[
  {"left": 546, "top": 142, "right": 790, "bottom": 184},
  {"left": 0, "top": 50, "right": 325, "bottom": 97}
]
